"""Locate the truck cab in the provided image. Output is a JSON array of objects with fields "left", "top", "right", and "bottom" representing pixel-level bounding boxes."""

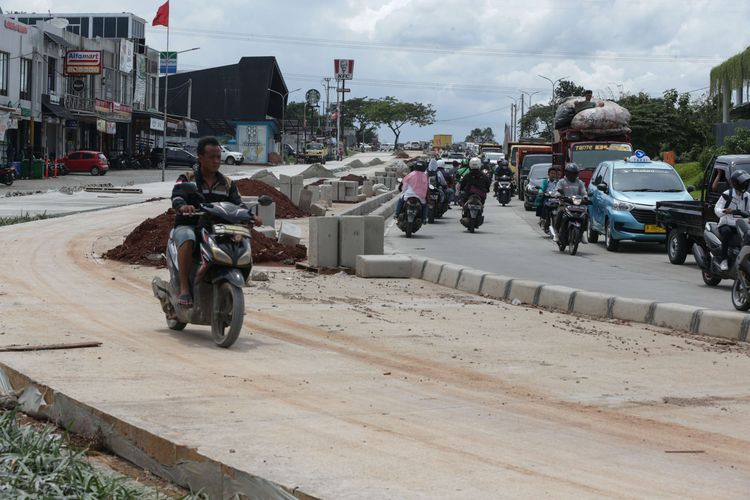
[{"left": 553, "top": 129, "right": 632, "bottom": 186}]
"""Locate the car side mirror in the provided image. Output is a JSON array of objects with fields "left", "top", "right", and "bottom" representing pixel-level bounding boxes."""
[
  {"left": 258, "top": 195, "right": 274, "bottom": 206},
  {"left": 687, "top": 185, "right": 695, "bottom": 193},
  {"left": 597, "top": 183, "right": 608, "bottom": 192}
]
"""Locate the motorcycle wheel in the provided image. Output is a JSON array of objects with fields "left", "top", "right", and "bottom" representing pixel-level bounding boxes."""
[
  {"left": 3, "top": 177, "right": 12, "bottom": 186},
  {"left": 212, "top": 282, "right": 244, "bottom": 348},
  {"left": 732, "top": 278, "right": 750, "bottom": 311},
  {"left": 405, "top": 224, "right": 413, "bottom": 238},
  {"left": 702, "top": 271, "right": 721, "bottom": 287},
  {"left": 587, "top": 224, "right": 599, "bottom": 244},
  {"left": 167, "top": 317, "right": 187, "bottom": 331},
  {"left": 568, "top": 227, "right": 580, "bottom": 256},
  {"left": 428, "top": 208, "right": 435, "bottom": 224},
  {"left": 468, "top": 218, "right": 475, "bottom": 233}
]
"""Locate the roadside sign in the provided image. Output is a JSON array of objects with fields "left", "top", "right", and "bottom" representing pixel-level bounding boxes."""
[
  {"left": 72, "top": 79, "right": 85, "bottom": 92},
  {"left": 305, "top": 89, "right": 320, "bottom": 106},
  {"left": 334, "top": 59, "right": 354, "bottom": 80},
  {"left": 65, "top": 50, "right": 102, "bottom": 75},
  {"left": 159, "top": 51, "right": 177, "bottom": 74}
]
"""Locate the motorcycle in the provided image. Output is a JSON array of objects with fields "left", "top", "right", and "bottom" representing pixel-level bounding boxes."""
[
  {"left": 550, "top": 195, "right": 590, "bottom": 255},
  {"left": 0, "top": 166, "right": 15, "bottom": 186},
  {"left": 426, "top": 183, "right": 440, "bottom": 223},
  {"left": 692, "top": 211, "right": 748, "bottom": 286},
  {"left": 538, "top": 194, "right": 559, "bottom": 235},
  {"left": 461, "top": 193, "right": 485, "bottom": 233},
  {"left": 151, "top": 183, "right": 274, "bottom": 348},
  {"left": 730, "top": 219, "right": 750, "bottom": 311},
  {"left": 494, "top": 175, "right": 512, "bottom": 206},
  {"left": 397, "top": 196, "right": 424, "bottom": 238}
]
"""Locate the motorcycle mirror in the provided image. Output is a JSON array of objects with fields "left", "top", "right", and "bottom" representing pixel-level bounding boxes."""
[
  {"left": 258, "top": 195, "right": 274, "bottom": 206},
  {"left": 397, "top": 177, "right": 403, "bottom": 182},
  {"left": 597, "top": 183, "right": 608, "bottom": 192}
]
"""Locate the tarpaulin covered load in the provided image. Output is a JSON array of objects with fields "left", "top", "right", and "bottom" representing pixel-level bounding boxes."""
[{"left": 571, "top": 101, "right": 631, "bottom": 136}]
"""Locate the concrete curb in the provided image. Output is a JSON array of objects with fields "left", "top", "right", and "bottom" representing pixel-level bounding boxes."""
[
  {"left": 338, "top": 190, "right": 398, "bottom": 217},
  {"left": 394, "top": 256, "right": 749, "bottom": 342}
]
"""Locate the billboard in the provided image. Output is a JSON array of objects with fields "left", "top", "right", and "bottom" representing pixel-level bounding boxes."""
[
  {"left": 334, "top": 59, "right": 354, "bottom": 80},
  {"left": 119, "top": 40, "right": 134, "bottom": 73},
  {"left": 65, "top": 50, "right": 102, "bottom": 75},
  {"left": 160, "top": 51, "right": 177, "bottom": 74}
]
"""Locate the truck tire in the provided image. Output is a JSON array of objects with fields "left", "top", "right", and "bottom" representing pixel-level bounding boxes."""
[{"left": 667, "top": 229, "right": 688, "bottom": 265}]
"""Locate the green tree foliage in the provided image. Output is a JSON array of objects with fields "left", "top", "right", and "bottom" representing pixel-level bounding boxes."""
[
  {"left": 369, "top": 96, "right": 436, "bottom": 145},
  {"left": 465, "top": 127, "right": 495, "bottom": 143},
  {"left": 555, "top": 80, "right": 586, "bottom": 100},
  {"left": 343, "top": 97, "right": 380, "bottom": 146},
  {"left": 721, "top": 128, "right": 750, "bottom": 154},
  {"left": 285, "top": 101, "right": 321, "bottom": 127},
  {"left": 520, "top": 104, "right": 553, "bottom": 140}
]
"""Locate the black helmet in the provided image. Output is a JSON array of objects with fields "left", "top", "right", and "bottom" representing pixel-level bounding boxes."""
[
  {"left": 730, "top": 169, "right": 750, "bottom": 191},
  {"left": 414, "top": 161, "right": 428, "bottom": 172},
  {"left": 564, "top": 163, "right": 580, "bottom": 182}
]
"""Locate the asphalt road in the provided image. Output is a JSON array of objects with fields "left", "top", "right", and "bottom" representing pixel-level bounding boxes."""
[{"left": 386, "top": 195, "right": 734, "bottom": 311}]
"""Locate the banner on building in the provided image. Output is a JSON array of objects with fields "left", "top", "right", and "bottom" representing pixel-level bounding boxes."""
[
  {"left": 106, "top": 121, "right": 117, "bottom": 135},
  {"left": 0, "top": 112, "right": 10, "bottom": 142},
  {"left": 334, "top": 59, "right": 354, "bottom": 80},
  {"left": 65, "top": 50, "right": 102, "bottom": 75},
  {"left": 95, "top": 99, "right": 112, "bottom": 115},
  {"left": 112, "top": 102, "right": 132, "bottom": 121},
  {"left": 133, "top": 55, "right": 147, "bottom": 106},
  {"left": 119, "top": 40, "right": 134, "bottom": 74},
  {"left": 96, "top": 119, "right": 107, "bottom": 133},
  {"left": 150, "top": 117, "right": 165, "bottom": 131}
]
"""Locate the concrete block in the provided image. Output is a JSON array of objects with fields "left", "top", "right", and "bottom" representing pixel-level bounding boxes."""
[
  {"left": 307, "top": 185, "right": 321, "bottom": 204},
  {"left": 611, "top": 297, "right": 653, "bottom": 324},
  {"left": 507, "top": 280, "right": 545, "bottom": 305},
  {"left": 571, "top": 291, "right": 613, "bottom": 318},
  {"left": 438, "top": 264, "right": 464, "bottom": 288},
  {"left": 374, "top": 171, "right": 386, "bottom": 177},
  {"left": 277, "top": 222, "right": 301, "bottom": 248},
  {"left": 257, "top": 202, "right": 275, "bottom": 228},
  {"left": 308, "top": 217, "right": 338, "bottom": 268},
  {"left": 456, "top": 269, "right": 487, "bottom": 294},
  {"left": 537, "top": 285, "right": 578, "bottom": 312},
  {"left": 410, "top": 256, "right": 428, "bottom": 279},
  {"left": 479, "top": 275, "right": 513, "bottom": 300},
  {"left": 363, "top": 215, "right": 384, "bottom": 255},
  {"left": 255, "top": 225, "right": 276, "bottom": 239},
  {"left": 362, "top": 180, "right": 374, "bottom": 197},
  {"left": 356, "top": 194, "right": 367, "bottom": 202},
  {"left": 310, "top": 203, "right": 327, "bottom": 216},
  {"left": 422, "top": 259, "right": 449, "bottom": 284},
  {"left": 298, "top": 189, "right": 313, "bottom": 212},
  {"left": 696, "top": 310, "right": 747, "bottom": 340},
  {"left": 278, "top": 175, "right": 292, "bottom": 199},
  {"left": 290, "top": 175, "right": 304, "bottom": 206},
  {"left": 651, "top": 302, "right": 703, "bottom": 333},
  {"left": 355, "top": 255, "right": 412, "bottom": 278},
  {"left": 336, "top": 181, "right": 347, "bottom": 202},
  {"left": 338, "top": 216, "right": 365, "bottom": 268},
  {"left": 291, "top": 174, "right": 303, "bottom": 185}
]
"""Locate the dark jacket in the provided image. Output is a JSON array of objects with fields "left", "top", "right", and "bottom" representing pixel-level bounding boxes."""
[
  {"left": 171, "top": 168, "right": 242, "bottom": 226},
  {"left": 494, "top": 165, "right": 513, "bottom": 179},
  {"left": 460, "top": 170, "right": 491, "bottom": 198}
]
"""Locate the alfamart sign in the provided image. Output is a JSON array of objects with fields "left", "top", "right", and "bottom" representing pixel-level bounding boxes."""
[{"left": 65, "top": 50, "right": 102, "bottom": 75}]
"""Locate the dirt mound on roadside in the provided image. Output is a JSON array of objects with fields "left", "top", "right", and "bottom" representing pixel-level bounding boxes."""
[
  {"left": 395, "top": 151, "right": 409, "bottom": 159},
  {"left": 104, "top": 210, "right": 307, "bottom": 267},
  {"left": 339, "top": 174, "right": 367, "bottom": 185},
  {"left": 234, "top": 179, "right": 309, "bottom": 218}
]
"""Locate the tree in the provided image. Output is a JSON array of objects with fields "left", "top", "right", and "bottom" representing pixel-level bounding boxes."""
[
  {"left": 555, "top": 80, "right": 586, "bottom": 101},
  {"left": 465, "top": 127, "right": 495, "bottom": 143},
  {"left": 721, "top": 128, "right": 750, "bottom": 154},
  {"left": 285, "top": 101, "right": 320, "bottom": 128},
  {"left": 519, "top": 103, "right": 554, "bottom": 140},
  {"left": 343, "top": 97, "right": 379, "bottom": 146},
  {"left": 369, "top": 96, "right": 436, "bottom": 146}
]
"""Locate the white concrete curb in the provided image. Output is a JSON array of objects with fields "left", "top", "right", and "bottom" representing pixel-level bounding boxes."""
[{"left": 398, "top": 255, "right": 750, "bottom": 342}]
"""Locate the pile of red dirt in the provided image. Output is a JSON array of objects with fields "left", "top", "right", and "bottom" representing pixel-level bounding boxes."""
[
  {"left": 234, "top": 178, "right": 308, "bottom": 218},
  {"left": 339, "top": 174, "right": 367, "bottom": 185},
  {"left": 395, "top": 150, "right": 410, "bottom": 159},
  {"left": 104, "top": 209, "right": 306, "bottom": 267}
]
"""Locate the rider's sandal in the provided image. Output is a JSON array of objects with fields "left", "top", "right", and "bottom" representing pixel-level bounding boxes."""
[{"left": 177, "top": 294, "right": 193, "bottom": 307}]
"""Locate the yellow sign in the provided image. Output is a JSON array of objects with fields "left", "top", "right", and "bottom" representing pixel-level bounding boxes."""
[{"left": 573, "top": 143, "right": 631, "bottom": 152}]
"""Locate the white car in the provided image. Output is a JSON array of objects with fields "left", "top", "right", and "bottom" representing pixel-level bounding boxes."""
[
  {"left": 220, "top": 145, "right": 244, "bottom": 165},
  {"left": 379, "top": 143, "right": 394, "bottom": 152}
]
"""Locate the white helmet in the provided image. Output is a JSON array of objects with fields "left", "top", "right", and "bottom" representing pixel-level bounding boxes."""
[
  {"left": 469, "top": 157, "right": 481, "bottom": 170},
  {"left": 436, "top": 159, "right": 446, "bottom": 169}
]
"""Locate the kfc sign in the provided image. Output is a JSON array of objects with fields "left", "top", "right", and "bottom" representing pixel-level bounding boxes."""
[{"left": 334, "top": 59, "right": 354, "bottom": 80}]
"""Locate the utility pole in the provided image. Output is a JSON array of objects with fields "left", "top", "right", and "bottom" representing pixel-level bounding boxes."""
[
  {"left": 323, "top": 77, "right": 332, "bottom": 134},
  {"left": 336, "top": 80, "right": 341, "bottom": 160},
  {"left": 520, "top": 94, "right": 525, "bottom": 139},
  {"left": 186, "top": 78, "right": 192, "bottom": 143}
]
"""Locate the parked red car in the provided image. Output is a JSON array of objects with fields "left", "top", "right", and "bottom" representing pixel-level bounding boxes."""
[{"left": 62, "top": 150, "right": 109, "bottom": 176}]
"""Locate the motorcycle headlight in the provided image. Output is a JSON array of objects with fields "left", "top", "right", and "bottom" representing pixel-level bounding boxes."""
[
  {"left": 526, "top": 184, "right": 537, "bottom": 192},
  {"left": 208, "top": 237, "right": 233, "bottom": 265},
  {"left": 612, "top": 199, "right": 634, "bottom": 211}
]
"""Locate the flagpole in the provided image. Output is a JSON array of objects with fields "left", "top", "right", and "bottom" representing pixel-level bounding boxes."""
[{"left": 161, "top": 19, "right": 169, "bottom": 182}]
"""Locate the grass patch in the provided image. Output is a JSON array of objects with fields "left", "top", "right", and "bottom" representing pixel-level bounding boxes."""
[
  {"left": 0, "top": 212, "right": 51, "bottom": 227},
  {"left": 0, "top": 410, "right": 205, "bottom": 498},
  {"left": 674, "top": 162, "right": 705, "bottom": 199}
]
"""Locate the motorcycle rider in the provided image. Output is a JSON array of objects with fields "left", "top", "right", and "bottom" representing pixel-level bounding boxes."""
[
  {"left": 493, "top": 158, "right": 514, "bottom": 195},
  {"left": 552, "top": 163, "right": 588, "bottom": 242},
  {"left": 394, "top": 160, "right": 429, "bottom": 220},
  {"left": 535, "top": 166, "right": 560, "bottom": 219},
  {"left": 171, "top": 136, "right": 259, "bottom": 307},
  {"left": 714, "top": 170, "right": 750, "bottom": 271},
  {"left": 459, "top": 157, "right": 491, "bottom": 203}
]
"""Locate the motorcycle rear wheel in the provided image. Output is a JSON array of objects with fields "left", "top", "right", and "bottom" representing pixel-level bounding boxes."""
[
  {"left": 702, "top": 271, "right": 722, "bottom": 287},
  {"left": 405, "top": 224, "right": 413, "bottom": 238},
  {"left": 732, "top": 278, "right": 750, "bottom": 311},
  {"left": 212, "top": 282, "right": 244, "bottom": 348},
  {"left": 568, "top": 227, "right": 580, "bottom": 256},
  {"left": 468, "top": 218, "right": 475, "bottom": 233}
]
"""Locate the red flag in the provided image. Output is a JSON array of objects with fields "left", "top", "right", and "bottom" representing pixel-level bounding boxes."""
[{"left": 152, "top": 1, "right": 169, "bottom": 27}]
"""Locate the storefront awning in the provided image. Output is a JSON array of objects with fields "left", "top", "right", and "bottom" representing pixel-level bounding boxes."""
[
  {"left": 43, "top": 102, "right": 74, "bottom": 120},
  {"left": 44, "top": 31, "right": 72, "bottom": 48}
]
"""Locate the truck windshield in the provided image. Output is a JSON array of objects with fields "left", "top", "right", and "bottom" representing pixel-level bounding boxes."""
[
  {"left": 571, "top": 143, "right": 632, "bottom": 170},
  {"left": 735, "top": 163, "right": 750, "bottom": 174},
  {"left": 613, "top": 168, "right": 684, "bottom": 192}
]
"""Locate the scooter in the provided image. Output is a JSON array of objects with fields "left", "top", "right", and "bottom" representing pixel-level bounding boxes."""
[
  {"left": 494, "top": 175, "right": 512, "bottom": 206},
  {"left": 730, "top": 219, "right": 750, "bottom": 311},
  {"left": 0, "top": 166, "right": 15, "bottom": 186},
  {"left": 396, "top": 196, "right": 424, "bottom": 238},
  {"left": 692, "top": 213, "right": 747, "bottom": 286},
  {"left": 152, "top": 183, "right": 273, "bottom": 348},
  {"left": 550, "top": 195, "right": 590, "bottom": 255},
  {"left": 538, "top": 194, "right": 559, "bottom": 235},
  {"left": 461, "top": 193, "right": 485, "bottom": 233}
]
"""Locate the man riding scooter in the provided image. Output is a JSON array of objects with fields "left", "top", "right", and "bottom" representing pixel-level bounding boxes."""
[
  {"left": 171, "top": 136, "right": 260, "bottom": 307},
  {"left": 459, "top": 157, "right": 491, "bottom": 203},
  {"left": 714, "top": 170, "right": 750, "bottom": 271},
  {"left": 552, "top": 163, "right": 588, "bottom": 243}
]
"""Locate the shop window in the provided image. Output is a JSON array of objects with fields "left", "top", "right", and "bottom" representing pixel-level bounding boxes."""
[
  {"left": 20, "top": 59, "right": 32, "bottom": 101},
  {"left": 104, "top": 18, "right": 116, "bottom": 38},
  {"left": 47, "top": 57, "right": 56, "bottom": 93},
  {"left": 0, "top": 52, "right": 8, "bottom": 97}
]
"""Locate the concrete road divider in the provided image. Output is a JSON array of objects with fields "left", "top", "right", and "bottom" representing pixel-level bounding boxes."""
[
  {"left": 355, "top": 255, "right": 412, "bottom": 278},
  {"left": 364, "top": 256, "right": 749, "bottom": 342}
]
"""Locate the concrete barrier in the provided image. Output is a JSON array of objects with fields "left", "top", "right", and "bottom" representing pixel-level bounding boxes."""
[
  {"left": 363, "top": 216, "right": 385, "bottom": 255},
  {"left": 277, "top": 222, "right": 301, "bottom": 248},
  {"left": 339, "top": 190, "right": 397, "bottom": 217},
  {"left": 355, "top": 255, "right": 412, "bottom": 278},
  {"left": 338, "top": 216, "right": 365, "bottom": 268},
  {"left": 456, "top": 269, "right": 487, "bottom": 294},
  {"left": 696, "top": 310, "right": 749, "bottom": 340},
  {"left": 437, "top": 264, "right": 464, "bottom": 288},
  {"left": 422, "top": 259, "right": 449, "bottom": 284},
  {"left": 480, "top": 275, "right": 514, "bottom": 300},
  {"left": 410, "top": 256, "right": 428, "bottom": 279},
  {"left": 507, "top": 280, "right": 544, "bottom": 305},
  {"left": 572, "top": 291, "right": 614, "bottom": 318},
  {"left": 651, "top": 303, "right": 703, "bottom": 333},
  {"left": 308, "top": 217, "right": 338, "bottom": 268},
  {"left": 612, "top": 297, "right": 654, "bottom": 324},
  {"left": 537, "top": 285, "right": 578, "bottom": 312}
]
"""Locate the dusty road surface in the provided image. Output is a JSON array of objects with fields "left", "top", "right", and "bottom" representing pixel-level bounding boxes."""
[{"left": 1, "top": 201, "right": 749, "bottom": 498}]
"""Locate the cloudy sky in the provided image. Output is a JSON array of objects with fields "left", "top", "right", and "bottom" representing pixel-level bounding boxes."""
[{"left": 6, "top": 0, "right": 749, "bottom": 143}]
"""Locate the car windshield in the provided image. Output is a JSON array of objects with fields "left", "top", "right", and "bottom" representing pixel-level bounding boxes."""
[
  {"left": 485, "top": 153, "right": 503, "bottom": 161},
  {"left": 612, "top": 168, "right": 684, "bottom": 192},
  {"left": 735, "top": 163, "right": 750, "bottom": 174},
  {"left": 307, "top": 143, "right": 323, "bottom": 149},
  {"left": 521, "top": 155, "right": 552, "bottom": 174},
  {"left": 528, "top": 164, "right": 552, "bottom": 181}
]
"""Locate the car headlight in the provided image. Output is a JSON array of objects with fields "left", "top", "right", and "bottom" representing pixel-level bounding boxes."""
[
  {"left": 526, "top": 184, "right": 537, "bottom": 192},
  {"left": 612, "top": 199, "right": 634, "bottom": 211}
]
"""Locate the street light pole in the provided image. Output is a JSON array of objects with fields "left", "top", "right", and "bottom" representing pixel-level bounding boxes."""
[
  {"left": 506, "top": 96, "right": 519, "bottom": 141},
  {"left": 519, "top": 90, "right": 541, "bottom": 138},
  {"left": 537, "top": 74, "right": 569, "bottom": 123},
  {"left": 267, "top": 87, "right": 300, "bottom": 154}
]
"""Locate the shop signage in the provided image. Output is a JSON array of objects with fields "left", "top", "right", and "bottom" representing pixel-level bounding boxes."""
[
  {"left": 119, "top": 40, "right": 134, "bottom": 74},
  {"left": 72, "top": 79, "right": 85, "bottom": 92},
  {"left": 185, "top": 120, "right": 198, "bottom": 134},
  {"left": 112, "top": 102, "right": 132, "bottom": 120},
  {"left": 159, "top": 51, "right": 177, "bottom": 74},
  {"left": 334, "top": 59, "right": 354, "bottom": 80},
  {"left": 306, "top": 89, "right": 320, "bottom": 106},
  {"left": 4, "top": 20, "right": 28, "bottom": 34},
  {"left": 150, "top": 117, "right": 165, "bottom": 131},
  {"left": 96, "top": 118, "right": 106, "bottom": 133},
  {"left": 65, "top": 119, "right": 79, "bottom": 128},
  {"left": 65, "top": 50, "right": 102, "bottom": 75},
  {"left": 21, "top": 108, "right": 31, "bottom": 118},
  {"left": 106, "top": 121, "right": 116, "bottom": 135},
  {"left": 95, "top": 99, "right": 112, "bottom": 114}
]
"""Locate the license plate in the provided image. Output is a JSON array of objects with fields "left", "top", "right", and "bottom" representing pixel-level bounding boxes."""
[{"left": 644, "top": 224, "right": 665, "bottom": 234}]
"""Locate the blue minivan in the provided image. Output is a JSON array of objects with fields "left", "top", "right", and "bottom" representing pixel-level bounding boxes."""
[{"left": 587, "top": 153, "right": 694, "bottom": 251}]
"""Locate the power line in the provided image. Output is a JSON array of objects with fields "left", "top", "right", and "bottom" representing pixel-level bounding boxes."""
[
  {"left": 147, "top": 26, "right": 722, "bottom": 64},
  {"left": 437, "top": 105, "right": 511, "bottom": 122}
]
